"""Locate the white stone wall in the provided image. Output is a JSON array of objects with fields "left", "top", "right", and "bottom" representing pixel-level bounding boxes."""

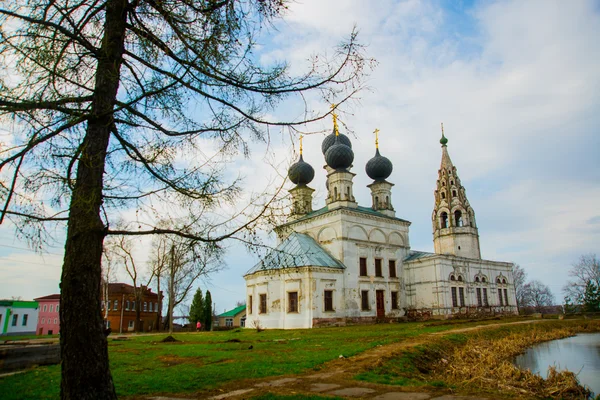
[{"left": 0, "top": 305, "right": 39, "bottom": 335}]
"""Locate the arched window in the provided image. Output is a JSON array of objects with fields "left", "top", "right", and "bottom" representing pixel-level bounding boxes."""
[
  {"left": 450, "top": 180, "right": 454, "bottom": 185},
  {"left": 475, "top": 276, "right": 480, "bottom": 282},
  {"left": 441, "top": 192, "right": 446, "bottom": 199},
  {"left": 502, "top": 279, "right": 507, "bottom": 284},
  {"left": 452, "top": 190, "right": 457, "bottom": 197},
  {"left": 496, "top": 277, "right": 502, "bottom": 284},
  {"left": 450, "top": 275, "right": 456, "bottom": 281},
  {"left": 440, "top": 212, "right": 448, "bottom": 228},
  {"left": 458, "top": 275, "right": 463, "bottom": 282},
  {"left": 454, "top": 210, "right": 463, "bottom": 227},
  {"left": 345, "top": 186, "right": 350, "bottom": 199},
  {"left": 482, "top": 277, "right": 487, "bottom": 283},
  {"left": 375, "top": 196, "right": 379, "bottom": 208},
  {"left": 113, "top": 300, "right": 118, "bottom": 311},
  {"left": 334, "top": 187, "right": 338, "bottom": 200},
  {"left": 386, "top": 196, "right": 389, "bottom": 207}
]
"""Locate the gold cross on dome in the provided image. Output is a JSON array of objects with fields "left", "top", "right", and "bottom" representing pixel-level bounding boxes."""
[
  {"left": 299, "top": 135, "right": 303, "bottom": 155},
  {"left": 374, "top": 128, "right": 380, "bottom": 149},
  {"left": 330, "top": 104, "right": 339, "bottom": 136}
]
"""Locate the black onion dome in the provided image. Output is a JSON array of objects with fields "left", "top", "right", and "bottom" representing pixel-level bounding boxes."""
[
  {"left": 365, "top": 148, "right": 393, "bottom": 181},
  {"left": 321, "top": 132, "right": 352, "bottom": 155},
  {"left": 288, "top": 154, "right": 315, "bottom": 185},
  {"left": 325, "top": 137, "right": 354, "bottom": 170}
]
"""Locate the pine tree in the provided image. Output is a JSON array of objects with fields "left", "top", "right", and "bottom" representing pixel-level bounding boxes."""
[
  {"left": 189, "top": 288, "right": 204, "bottom": 329},
  {"left": 204, "top": 291, "right": 213, "bottom": 331},
  {"left": 582, "top": 280, "right": 600, "bottom": 312}
]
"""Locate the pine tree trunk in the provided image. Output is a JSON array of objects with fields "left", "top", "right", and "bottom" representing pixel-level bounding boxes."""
[{"left": 59, "top": 0, "right": 127, "bottom": 398}]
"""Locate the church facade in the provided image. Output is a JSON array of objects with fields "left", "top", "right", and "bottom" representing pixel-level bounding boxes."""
[{"left": 244, "top": 118, "right": 518, "bottom": 329}]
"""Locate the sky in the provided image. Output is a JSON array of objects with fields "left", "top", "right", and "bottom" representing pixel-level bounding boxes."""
[{"left": 1, "top": 0, "right": 599, "bottom": 314}]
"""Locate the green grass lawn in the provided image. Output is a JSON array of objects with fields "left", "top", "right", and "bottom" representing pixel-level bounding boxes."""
[{"left": 0, "top": 317, "right": 534, "bottom": 399}]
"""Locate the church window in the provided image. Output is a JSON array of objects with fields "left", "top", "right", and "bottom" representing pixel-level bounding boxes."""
[
  {"left": 502, "top": 279, "right": 507, "bottom": 284},
  {"left": 259, "top": 294, "right": 267, "bottom": 314},
  {"left": 476, "top": 288, "right": 482, "bottom": 307},
  {"left": 248, "top": 296, "right": 253, "bottom": 314},
  {"left": 475, "top": 276, "right": 480, "bottom": 282},
  {"left": 288, "top": 292, "right": 298, "bottom": 313},
  {"left": 334, "top": 187, "right": 338, "bottom": 200},
  {"left": 451, "top": 287, "right": 458, "bottom": 307},
  {"left": 386, "top": 196, "right": 389, "bottom": 207},
  {"left": 454, "top": 210, "right": 463, "bottom": 227},
  {"left": 442, "top": 181, "right": 446, "bottom": 186},
  {"left": 450, "top": 275, "right": 456, "bottom": 281},
  {"left": 359, "top": 257, "right": 367, "bottom": 276},
  {"left": 496, "top": 277, "right": 501, "bottom": 284},
  {"left": 458, "top": 275, "right": 463, "bottom": 282},
  {"left": 482, "top": 277, "right": 486, "bottom": 283},
  {"left": 459, "top": 287, "right": 465, "bottom": 306},
  {"left": 361, "top": 290, "right": 370, "bottom": 311},
  {"left": 389, "top": 260, "right": 396, "bottom": 278},
  {"left": 391, "top": 291, "right": 399, "bottom": 309},
  {"left": 498, "top": 290, "right": 504, "bottom": 306},
  {"left": 452, "top": 190, "right": 457, "bottom": 197},
  {"left": 324, "top": 290, "right": 334, "bottom": 312},
  {"left": 504, "top": 289, "right": 509, "bottom": 305},
  {"left": 440, "top": 212, "right": 448, "bottom": 228},
  {"left": 345, "top": 186, "right": 350, "bottom": 200},
  {"left": 441, "top": 192, "right": 446, "bottom": 199},
  {"left": 451, "top": 180, "right": 454, "bottom": 185},
  {"left": 375, "top": 259, "right": 383, "bottom": 277},
  {"left": 375, "top": 196, "right": 379, "bottom": 208},
  {"left": 483, "top": 288, "right": 489, "bottom": 306}
]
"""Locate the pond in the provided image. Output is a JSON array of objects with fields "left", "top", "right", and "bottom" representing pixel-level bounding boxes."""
[{"left": 514, "top": 332, "right": 600, "bottom": 396}]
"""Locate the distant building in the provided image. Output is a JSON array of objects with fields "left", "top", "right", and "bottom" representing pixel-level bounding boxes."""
[
  {"left": 0, "top": 300, "right": 39, "bottom": 336},
  {"left": 217, "top": 305, "right": 246, "bottom": 328},
  {"left": 102, "top": 283, "right": 162, "bottom": 333},
  {"left": 34, "top": 294, "right": 61, "bottom": 335}
]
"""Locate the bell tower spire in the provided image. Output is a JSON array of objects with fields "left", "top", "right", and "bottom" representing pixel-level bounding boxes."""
[{"left": 432, "top": 124, "right": 481, "bottom": 259}]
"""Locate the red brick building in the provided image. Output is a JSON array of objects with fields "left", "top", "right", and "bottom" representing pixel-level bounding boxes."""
[{"left": 102, "top": 283, "right": 162, "bottom": 333}]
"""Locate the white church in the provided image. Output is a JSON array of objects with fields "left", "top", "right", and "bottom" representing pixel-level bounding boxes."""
[{"left": 244, "top": 115, "right": 518, "bottom": 329}]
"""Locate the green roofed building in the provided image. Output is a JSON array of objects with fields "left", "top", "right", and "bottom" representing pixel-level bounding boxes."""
[
  {"left": 0, "top": 300, "right": 39, "bottom": 336},
  {"left": 217, "top": 305, "right": 246, "bottom": 328}
]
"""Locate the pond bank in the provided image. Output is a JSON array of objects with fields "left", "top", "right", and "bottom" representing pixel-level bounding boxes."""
[{"left": 358, "top": 319, "right": 600, "bottom": 399}]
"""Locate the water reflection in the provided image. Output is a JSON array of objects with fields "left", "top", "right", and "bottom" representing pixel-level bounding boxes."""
[{"left": 514, "top": 333, "right": 600, "bottom": 396}]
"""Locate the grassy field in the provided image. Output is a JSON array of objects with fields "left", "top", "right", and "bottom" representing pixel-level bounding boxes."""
[{"left": 0, "top": 316, "right": 581, "bottom": 399}]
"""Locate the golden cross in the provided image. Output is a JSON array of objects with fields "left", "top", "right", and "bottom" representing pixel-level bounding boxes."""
[
  {"left": 299, "top": 135, "right": 303, "bottom": 155},
  {"left": 374, "top": 128, "right": 380, "bottom": 149},
  {"left": 441, "top": 122, "right": 444, "bottom": 135},
  {"left": 331, "top": 104, "right": 339, "bottom": 136}
]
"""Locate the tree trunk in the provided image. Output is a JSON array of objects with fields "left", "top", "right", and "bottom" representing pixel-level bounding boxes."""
[
  {"left": 169, "top": 245, "right": 175, "bottom": 335},
  {"left": 135, "top": 290, "right": 142, "bottom": 333},
  {"left": 156, "top": 274, "right": 161, "bottom": 332},
  {"left": 59, "top": 1, "right": 127, "bottom": 398}
]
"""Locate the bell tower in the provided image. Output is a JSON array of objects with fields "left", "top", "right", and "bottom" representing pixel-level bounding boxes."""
[{"left": 432, "top": 124, "right": 481, "bottom": 259}]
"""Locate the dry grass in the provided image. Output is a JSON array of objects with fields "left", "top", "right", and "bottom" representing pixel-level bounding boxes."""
[{"left": 434, "top": 321, "right": 600, "bottom": 399}]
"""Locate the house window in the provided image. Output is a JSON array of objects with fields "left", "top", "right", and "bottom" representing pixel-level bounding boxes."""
[
  {"left": 359, "top": 257, "right": 367, "bottom": 276},
  {"left": 22, "top": 314, "right": 28, "bottom": 326},
  {"left": 49, "top": 305, "right": 53, "bottom": 313},
  {"left": 144, "top": 302, "right": 148, "bottom": 312},
  {"left": 225, "top": 318, "right": 233, "bottom": 327},
  {"left": 54, "top": 318, "right": 57, "bottom": 324},
  {"left": 125, "top": 301, "right": 129, "bottom": 311},
  {"left": 324, "top": 290, "right": 334, "bottom": 312},
  {"left": 56, "top": 305, "right": 59, "bottom": 312},
  {"left": 248, "top": 295, "right": 253, "bottom": 314},
  {"left": 375, "top": 259, "right": 383, "bottom": 277},
  {"left": 113, "top": 300, "right": 118, "bottom": 311},
  {"left": 43, "top": 305, "right": 47, "bottom": 312},
  {"left": 504, "top": 289, "right": 509, "bottom": 305},
  {"left": 459, "top": 287, "right": 465, "bottom": 307},
  {"left": 483, "top": 288, "right": 489, "bottom": 306},
  {"left": 131, "top": 301, "right": 135, "bottom": 311},
  {"left": 42, "top": 318, "right": 45, "bottom": 324},
  {"left": 361, "top": 290, "right": 370, "bottom": 311},
  {"left": 389, "top": 260, "right": 396, "bottom": 278},
  {"left": 128, "top": 320, "right": 134, "bottom": 329},
  {"left": 476, "top": 288, "right": 482, "bottom": 307},
  {"left": 451, "top": 287, "right": 458, "bottom": 307},
  {"left": 288, "top": 292, "right": 298, "bottom": 313},
  {"left": 12, "top": 314, "right": 18, "bottom": 326},
  {"left": 391, "top": 291, "right": 399, "bottom": 309},
  {"left": 259, "top": 294, "right": 267, "bottom": 314}
]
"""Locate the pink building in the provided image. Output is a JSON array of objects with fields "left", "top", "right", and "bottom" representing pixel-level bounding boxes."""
[{"left": 34, "top": 294, "right": 60, "bottom": 335}]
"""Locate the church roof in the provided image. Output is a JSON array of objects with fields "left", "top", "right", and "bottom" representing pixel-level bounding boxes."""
[
  {"left": 245, "top": 232, "right": 345, "bottom": 275},
  {"left": 282, "top": 205, "right": 410, "bottom": 227},
  {"left": 403, "top": 250, "right": 437, "bottom": 262}
]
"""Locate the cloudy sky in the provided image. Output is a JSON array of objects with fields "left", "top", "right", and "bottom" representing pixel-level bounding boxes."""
[{"left": 1, "top": 0, "right": 599, "bottom": 314}]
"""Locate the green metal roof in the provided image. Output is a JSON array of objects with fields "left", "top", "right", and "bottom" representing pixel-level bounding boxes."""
[
  {"left": 218, "top": 305, "right": 246, "bottom": 317},
  {"left": 245, "top": 232, "right": 345, "bottom": 275},
  {"left": 403, "top": 250, "right": 436, "bottom": 262},
  {"left": 0, "top": 300, "right": 38, "bottom": 308}
]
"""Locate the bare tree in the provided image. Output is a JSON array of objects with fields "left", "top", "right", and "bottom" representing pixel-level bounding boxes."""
[
  {"left": 521, "top": 280, "right": 555, "bottom": 312},
  {"left": 512, "top": 263, "right": 527, "bottom": 309},
  {"left": 563, "top": 254, "right": 600, "bottom": 304},
  {"left": 0, "top": 1, "right": 370, "bottom": 398},
  {"left": 101, "top": 248, "right": 118, "bottom": 322}
]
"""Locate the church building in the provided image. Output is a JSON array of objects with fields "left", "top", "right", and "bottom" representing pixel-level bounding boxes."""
[{"left": 244, "top": 115, "right": 518, "bottom": 329}]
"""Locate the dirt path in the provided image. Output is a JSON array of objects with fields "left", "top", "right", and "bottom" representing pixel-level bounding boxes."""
[{"left": 139, "top": 319, "right": 559, "bottom": 400}]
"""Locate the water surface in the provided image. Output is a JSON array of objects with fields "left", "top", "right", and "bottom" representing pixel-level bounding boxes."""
[{"left": 514, "top": 332, "right": 600, "bottom": 396}]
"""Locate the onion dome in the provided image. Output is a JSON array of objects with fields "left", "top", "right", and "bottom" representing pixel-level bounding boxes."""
[
  {"left": 365, "top": 148, "right": 393, "bottom": 181},
  {"left": 321, "top": 132, "right": 352, "bottom": 155},
  {"left": 288, "top": 154, "right": 314, "bottom": 186},
  {"left": 440, "top": 122, "right": 448, "bottom": 146},
  {"left": 325, "top": 136, "right": 354, "bottom": 170}
]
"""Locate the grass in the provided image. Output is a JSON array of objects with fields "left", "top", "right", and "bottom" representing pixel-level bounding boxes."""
[{"left": 0, "top": 316, "right": 570, "bottom": 399}]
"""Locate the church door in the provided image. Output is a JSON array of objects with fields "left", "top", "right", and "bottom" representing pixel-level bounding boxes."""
[{"left": 376, "top": 290, "right": 385, "bottom": 319}]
